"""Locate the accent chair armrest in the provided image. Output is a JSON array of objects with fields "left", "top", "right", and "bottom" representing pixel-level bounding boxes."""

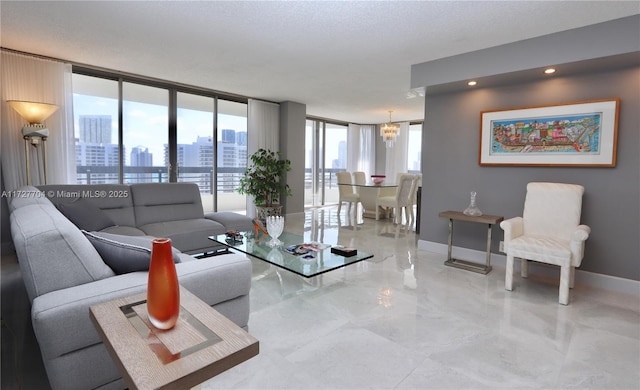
[
  {"left": 572, "top": 225, "right": 591, "bottom": 242},
  {"left": 570, "top": 224, "right": 591, "bottom": 266},
  {"left": 499, "top": 217, "right": 524, "bottom": 249}
]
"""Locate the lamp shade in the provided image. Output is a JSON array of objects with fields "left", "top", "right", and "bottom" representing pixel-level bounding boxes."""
[{"left": 8, "top": 100, "right": 59, "bottom": 124}]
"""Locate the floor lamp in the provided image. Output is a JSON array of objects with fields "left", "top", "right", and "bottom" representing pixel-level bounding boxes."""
[{"left": 7, "top": 100, "right": 59, "bottom": 185}]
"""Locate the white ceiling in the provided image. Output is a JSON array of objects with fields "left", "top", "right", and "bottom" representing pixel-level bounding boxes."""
[{"left": 1, "top": 1, "right": 638, "bottom": 124}]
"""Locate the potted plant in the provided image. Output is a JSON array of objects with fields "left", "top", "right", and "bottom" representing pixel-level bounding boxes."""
[{"left": 237, "top": 148, "right": 292, "bottom": 221}]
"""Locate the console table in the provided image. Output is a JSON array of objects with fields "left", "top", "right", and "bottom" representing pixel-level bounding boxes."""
[
  {"left": 89, "top": 286, "right": 259, "bottom": 390},
  {"left": 438, "top": 210, "right": 504, "bottom": 275}
]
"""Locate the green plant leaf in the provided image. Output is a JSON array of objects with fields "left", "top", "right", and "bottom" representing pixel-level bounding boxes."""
[{"left": 237, "top": 148, "right": 292, "bottom": 206}]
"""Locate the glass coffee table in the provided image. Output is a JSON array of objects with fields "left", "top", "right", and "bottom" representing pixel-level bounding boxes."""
[{"left": 209, "top": 231, "right": 373, "bottom": 278}]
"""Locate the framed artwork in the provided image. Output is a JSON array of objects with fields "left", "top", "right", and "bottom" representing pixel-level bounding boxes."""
[{"left": 479, "top": 98, "right": 619, "bottom": 167}]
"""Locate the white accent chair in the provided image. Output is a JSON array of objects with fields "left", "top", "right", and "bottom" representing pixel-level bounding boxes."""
[
  {"left": 336, "top": 171, "right": 360, "bottom": 216},
  {"left": 500, "top": 182, "right": 590, "bottom": 305},
  {"left": 376, "top": 173, "right": 416, "bottom": 225}
]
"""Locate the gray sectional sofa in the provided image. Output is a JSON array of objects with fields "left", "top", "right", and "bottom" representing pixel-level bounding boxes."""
[{"left": 8, "top": 182, "right": 255, "bottom": 390}]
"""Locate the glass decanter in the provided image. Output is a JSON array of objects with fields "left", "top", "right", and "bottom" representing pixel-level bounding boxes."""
[{"left": 463, "top": 191, "right": 483, "bottom": 216}]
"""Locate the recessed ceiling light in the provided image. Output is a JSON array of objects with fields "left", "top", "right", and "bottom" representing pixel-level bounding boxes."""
[
  {"left": 544, "top": 68, "right": 556, "bottom": 74},
  {"left": 467, "top": 81, "right": 477, "bottom": 86}
]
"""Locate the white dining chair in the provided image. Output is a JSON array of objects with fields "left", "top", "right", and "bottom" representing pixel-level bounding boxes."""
[
  {"left": 336, "top": 171, "right": 360, "bottom": 216},
  {"left": 376, "top": 173, "right": 415, "bottom": 225},
  {"left": 352, "top": 171, "right": 366, "bottom": 189},
  {"left": 408, "top": 173, "right": 422, "bottom": 228}
]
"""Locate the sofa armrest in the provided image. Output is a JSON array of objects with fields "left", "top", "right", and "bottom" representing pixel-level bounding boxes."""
[
  {"left": 32, "top": 254, "right": 251, "bottom": 361},
  {"left": 500, "top": 217, "right": 524, "bottom": 250}
]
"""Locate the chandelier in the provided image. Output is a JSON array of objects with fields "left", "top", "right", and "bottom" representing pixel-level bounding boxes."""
[{"left": 380, "top": 110, "right": 400, "bottom": 148}]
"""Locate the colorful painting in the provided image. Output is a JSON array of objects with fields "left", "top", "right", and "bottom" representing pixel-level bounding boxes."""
[{"left": 479, "top": 99, "right": 619, "bottom": 167}]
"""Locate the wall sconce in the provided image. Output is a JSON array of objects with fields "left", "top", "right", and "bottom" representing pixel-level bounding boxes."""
[
  {"left": 8, "top": 100, "right": 59, "bottom": 185},
  {"left": 380, "top": 110, "right": 400, "bottom": 148}
]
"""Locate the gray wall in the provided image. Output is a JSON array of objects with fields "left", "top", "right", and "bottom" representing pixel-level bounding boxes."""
[
  {"left": 279, "top": 101, "right": 306, "bottom": 214},
  {"left": 411, "top": 15, "right": 640, "bottom": 92},
  {"left": 420, "top": 66, "right": 640, "bottom": 281}
]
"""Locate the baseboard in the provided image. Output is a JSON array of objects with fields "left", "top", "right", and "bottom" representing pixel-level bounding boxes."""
[{"left": 418, "top": 240, "right": 640, "bottom": 296}]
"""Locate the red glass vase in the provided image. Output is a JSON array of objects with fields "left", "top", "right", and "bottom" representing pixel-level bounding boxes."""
[{"left": 147, "top": 238, "right": 180, "bottom": 330}]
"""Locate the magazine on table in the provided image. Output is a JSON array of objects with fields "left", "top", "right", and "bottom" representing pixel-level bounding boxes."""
[{"left": 284, "top": 242, "right": 329, "bottom": 256}]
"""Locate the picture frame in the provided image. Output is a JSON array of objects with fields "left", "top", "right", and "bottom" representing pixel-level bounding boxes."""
[{"left": 479, "top": 98, "right": 620, "bottom": 167}]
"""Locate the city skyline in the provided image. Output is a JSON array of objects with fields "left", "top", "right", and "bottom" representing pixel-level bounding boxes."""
[
  {"left": 76, "top": 114, "right": 248, "bottom": 168},
  {"left": 73, "top": 92, "right": 248, "bottom": 165}
]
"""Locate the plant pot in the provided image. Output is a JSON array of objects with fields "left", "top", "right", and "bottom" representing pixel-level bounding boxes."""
[{"left": 255, "top": 205, "right": 283, "bottom": 224}]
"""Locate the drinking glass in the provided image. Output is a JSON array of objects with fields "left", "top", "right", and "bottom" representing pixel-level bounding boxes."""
[{"left": 266, "top": 216, "right": 284, "bottom": 247}]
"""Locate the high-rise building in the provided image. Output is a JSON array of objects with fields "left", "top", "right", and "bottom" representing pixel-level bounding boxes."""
[
  {"left": 333, "top": 140, "right": 347, "bottom": 168},
  {"left": 75, "top": 141, "right": 121, "bottom": 184},
  {"left": 221, "top": 129, "right": 236, "bottom": 144},
  {"left": 237, "top": 131, "right": 247, "bottom": 146},
  {"left": 131, "top": 147, "right": 152, "bottom": 166},
  {"left": 164, "top": 133, "right": 247, "bottom": 193},
  {"left": 79, "top": 115, "right": 112, "bottom": 144}
]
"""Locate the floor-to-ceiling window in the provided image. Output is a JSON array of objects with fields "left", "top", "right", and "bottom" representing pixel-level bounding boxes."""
[
  {"left": 216, "top": 99, "right": 247, "bottom": 213},
  {"left": 176, "top": 92, "right": 215, "bottom": 209},
  {"left": 304, "top": 118, "right": 348, "bottom": 207},
  {"left": 123, "top": 82, "right": 169, "bottom": 184},
  {"left": 73, "top": 73, "right": 120, "bottom": 184},
  {"left": 72, "top": 68, "right": 248, "bottom": 212},
  {"left": 407, "top": 122, "right": 423, "bottom": 172},
  {"left": 305, "top": 119, "right": 322, "bottom": 207},
  {"left": 324, "top": 122, "right": 348, "bottom": 204}
]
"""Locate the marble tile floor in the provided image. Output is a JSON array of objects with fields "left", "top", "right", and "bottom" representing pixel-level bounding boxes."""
[
  {"left": 2, "top": 207, "right": 639, "bottom": 389},
  {"left": 204, "top": 208, "right": 640, "bottom": 389}
]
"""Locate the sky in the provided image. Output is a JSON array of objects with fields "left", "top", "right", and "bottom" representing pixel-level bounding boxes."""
[{"left": 73, "top": 93, "right": 247, "bottom": 165}]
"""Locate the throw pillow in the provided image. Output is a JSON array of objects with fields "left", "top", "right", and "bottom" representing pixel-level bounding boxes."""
[
  {"left": 57, "top": 198, "right": 115, "bottom": 231},
  {"left": 83, "top": 231, "right": 181, "bottom": 274}
]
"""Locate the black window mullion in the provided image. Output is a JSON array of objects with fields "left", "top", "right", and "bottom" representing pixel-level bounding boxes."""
[
  {"left": 118, "top": 78, "right": 124, "bottom": 183},
  {"left": 212, "top": 97, "right": 218, "bottom": 211},
  {"left": 168, "top": 90, "right": 178, "bottom": 182}
]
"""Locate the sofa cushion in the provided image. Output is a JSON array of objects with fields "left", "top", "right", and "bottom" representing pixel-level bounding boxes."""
[
  {"left": 205, "top": 211, "right": 254, "bottom": 231},
  {"left": 7, "top": 186, "right": 52, "bottom": 211},
  {"left": 100, "top": 225, "right": 147, "bottom": 236},
  {"left": 138, "top": 218, "right": 226, "bottom": 254},
  {"left": 39, "top": 184, "right": 137, "bottom": 227},
  {"left": 9, "top": 201, "right": 115, "bottom": 302},
  {"left": 83, "top": 231, "right": 181, "bottom": 274},
  {"left": 131, "top": 183, "right": 204, "bottom": 226},
  {"left": 57, "top": 198, "right": 115, "bottom": 231}
]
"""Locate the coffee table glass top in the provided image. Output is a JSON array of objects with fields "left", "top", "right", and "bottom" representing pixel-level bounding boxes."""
[{"left": 210, "top": 231, "right": 373, "bottom": 278}]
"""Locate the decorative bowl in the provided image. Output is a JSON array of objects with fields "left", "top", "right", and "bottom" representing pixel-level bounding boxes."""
[{"left": 371, "top": 175, "right": 386, "bottom": 185}]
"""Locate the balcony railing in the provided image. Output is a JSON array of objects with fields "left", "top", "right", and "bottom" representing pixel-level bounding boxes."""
[
  {"left": 76, "top": 166, "right": 350, "bottom": 193},
  {"left": 76, "top": 166, "right": 247, "bottom": 193},
  {"left": 76, "top": 166, "right": 418, "bottom": 207}
]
